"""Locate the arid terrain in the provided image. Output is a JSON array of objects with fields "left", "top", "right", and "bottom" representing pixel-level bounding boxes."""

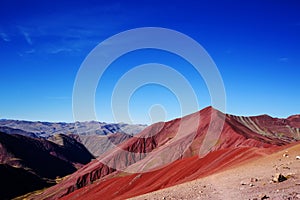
[
  {"left": 1, "top": 1, "right": 299, "bottom": 199},
  {"left": 20, "top": 107, "right": 300, "bottom": 200},
  {"left": 131, "top": 143, "right": 300, "bottom": 200}
]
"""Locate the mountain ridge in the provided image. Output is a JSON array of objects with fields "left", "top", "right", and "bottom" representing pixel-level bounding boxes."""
[
  {"left": 0, "top": 120, "right": 146, "bottom": 138},
  {"left": 30, "top": 106, "right": 300, "bottom": 200}
]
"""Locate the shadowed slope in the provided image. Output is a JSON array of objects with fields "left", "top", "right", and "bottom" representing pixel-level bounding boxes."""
[
  {"left": 0, "top": 164, "right": 51, "bottom": 200},
  {"left": 0, "top": 132, "right": 94, "bottom": 178},
  {"left": 0, "top": 132, "right": 94, "bottom": 199},
  {"left": 0, "top": 126, "right": 37, "bottom": 138}
]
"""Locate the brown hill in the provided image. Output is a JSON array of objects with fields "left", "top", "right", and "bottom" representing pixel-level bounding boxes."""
[
  {"left": 0, "top": 132, "right": 94, "bottom": 199},
  {"left": 72, "top": 133, "right": 133, "bottom": 157},
  {"left": 0, "top": 164, "right": 50, "bottom": 200}
]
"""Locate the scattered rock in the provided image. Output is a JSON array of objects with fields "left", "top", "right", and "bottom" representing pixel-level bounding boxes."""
[
  {"left": 296, "top": 156, "right": 300, "bottom": 160},
  {"left": 283, "top": 153, "right": 289, "bottom": 157},
  {"left": 273, "top": 173, "right": 287, "bottom": 183},
  {"left": 259, "top": 194, "right": 270, "bottom": 199},
  {"left": 249, "top": 183, "right": 254, "bottom": 187},
  {"left": 240, "top": 181, "right": 247, "bottom": 185},
  {"left": 250, "top": 178, "right": 258, "bottom": 182},
  {"left": 286, "top": 172, "right": 295, "bottom": 179}
]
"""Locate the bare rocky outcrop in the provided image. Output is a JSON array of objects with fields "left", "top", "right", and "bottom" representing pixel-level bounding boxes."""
[{"left": 272, "top": 173, "right": 288, "bottom": 183}]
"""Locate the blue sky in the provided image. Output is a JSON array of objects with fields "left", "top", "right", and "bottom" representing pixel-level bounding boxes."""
[{"left": 0, "top": 0, "right": 299, "bottom": 124}]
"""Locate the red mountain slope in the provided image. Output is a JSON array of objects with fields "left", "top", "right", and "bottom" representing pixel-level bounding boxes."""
[
  {"left": 30, "top": 107, "right": 300, "bottom": 200},
  {"left": 60, "top": 147, "right": 281, "bottom": 200}
]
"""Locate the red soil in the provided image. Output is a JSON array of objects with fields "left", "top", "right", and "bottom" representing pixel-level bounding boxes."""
[
  {"left": 60, "top": 146, "right": 280, "bottom": 200},
  {"left": 131, "top": 142, "right": 300, "bottom": 200}
]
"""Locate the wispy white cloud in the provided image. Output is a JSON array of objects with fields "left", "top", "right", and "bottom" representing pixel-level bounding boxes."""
[
  {"left": 25, "top": 49, "right": 35, "bottom": 54},
  {"left": 17, "top": 49, "right": 35, "bottom": 57},
  {"left": 0, "top": 32, "right": 10, "bottom": 42},
  {"left": 15, "top": 25, "right": 102, "bottom": 55},
  {"left": 10, "top": 6, "right": 124, "bottom": 55},
  {"left": 23, "top": 31, "right": 32, "bottom": 45},
  {"left": 50, "top": 48, "right": 75, "bottom": 54},
  {"left": 279, "top": 57, "right": 289, "bottom": 62},
  {"left": 18, "top": 27, "right": 33, "bottom": 45}
]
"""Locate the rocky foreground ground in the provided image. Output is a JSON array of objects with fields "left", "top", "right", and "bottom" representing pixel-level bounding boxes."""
[{"left": 131, "top": 143, "right": 300, "bottom": 200}]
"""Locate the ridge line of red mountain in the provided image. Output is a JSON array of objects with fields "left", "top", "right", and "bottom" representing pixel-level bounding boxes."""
[{"left": 29, "top": 106, "right": 300, "bottom": 200}]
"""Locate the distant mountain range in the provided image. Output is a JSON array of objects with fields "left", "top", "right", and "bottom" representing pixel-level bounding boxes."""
[
  {"left": 0, "top": 120, "right": 146, "bottom": 157},
  {"left": 0, "top": 120, "right": 146, "bottom": 138}
]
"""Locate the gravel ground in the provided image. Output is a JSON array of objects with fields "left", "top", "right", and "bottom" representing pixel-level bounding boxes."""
[{"left": 130, "top": 143, "right": 300, "bottom": 200}]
